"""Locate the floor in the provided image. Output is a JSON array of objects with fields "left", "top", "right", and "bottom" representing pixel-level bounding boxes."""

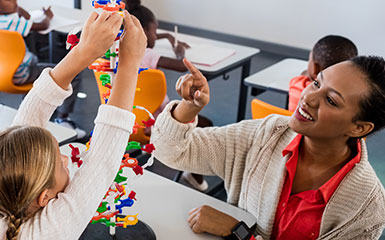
[{"left": 2, "top": 33, "right": 385, "bottom": 238}]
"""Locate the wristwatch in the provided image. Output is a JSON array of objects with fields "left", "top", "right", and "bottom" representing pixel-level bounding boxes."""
[{"left": 223, "top": 221, "right": 254, "bottom": 240}]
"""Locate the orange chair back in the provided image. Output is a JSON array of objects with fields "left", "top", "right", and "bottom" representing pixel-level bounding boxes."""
[
  {"left": 0, "top": 30, "right": 33, "bottom": 93},
  {"left": 93, "top": 59, "right": 167, "bottom": 144},
  {"left": 251, "top": 98, "right": 293, "bottom": 119}
]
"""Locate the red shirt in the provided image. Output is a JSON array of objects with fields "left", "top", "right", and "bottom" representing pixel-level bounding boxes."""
[
  {"left": 271, "top": 134, "right": 361, "bottom": 240},
  {"left": 288, "top": 75, "right": 312, "bottom": 112}
]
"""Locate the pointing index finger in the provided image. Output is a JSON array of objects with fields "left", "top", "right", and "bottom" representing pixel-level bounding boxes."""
[{"left": 183, "top": 58, "right": 204, "bottom": 79}]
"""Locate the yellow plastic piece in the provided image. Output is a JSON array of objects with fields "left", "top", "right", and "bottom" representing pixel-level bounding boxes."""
[
  {"left": 251, "top": 98, "right": 293, "bottom": 119},
  {"left": 93, "top": 58, "right": 167, "bottom": 144},
  {"left": 0, "top": 30, "right": 33, "bottom": 94},
  {"left": 117, "top": 214, "right": 139, "bottom": 227}
]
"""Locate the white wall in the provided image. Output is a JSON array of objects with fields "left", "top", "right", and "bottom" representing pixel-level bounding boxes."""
[{"left": 142, "top": 0, "right": 385, "bottom": 56}]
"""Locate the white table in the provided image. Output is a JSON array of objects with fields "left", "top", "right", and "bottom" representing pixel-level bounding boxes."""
[
  {"left": 21, "top": 4, "right": 89, "bottom": 62},
  {"left": 60, "top": 143, "right": 257, "bottom": 239},
  {"left": 245, "top": 58, "right": 308, "bottom": 94},
  {"left": 0, "top": 104, "right": 77, "bottom": 145},
  {"left": 245, "top": 58, "right": 308, "bottom": 107},
  {"left": 155, "top": 29, "right": 260, "bottom": 121}
]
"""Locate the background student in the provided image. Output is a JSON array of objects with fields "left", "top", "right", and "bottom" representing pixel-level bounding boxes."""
[
  {"left": 288, "top": 35, "right": 358, "bottom": 112},
  {"left": 0, "top": 0, "right": 85, "bottom": 138},
  {"left": 151, "top": 57, "right": 385, "bottom": 239},
  {"left": 0, "top": 10, "right": 146, "bottom": 239},
  {"left": 125, "top": 0, "right": 212, "bottom": 191}
]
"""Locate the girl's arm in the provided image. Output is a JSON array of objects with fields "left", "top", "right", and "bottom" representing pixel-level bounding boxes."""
[
  {"left": 157, "top": 56, "right": 187, "bottom": 72},
  {"left": 17, "top": 6, "right": 30, "bottom": 19},
  {"left": 30, "top": 7, "right": 54, "bottom": 31}
]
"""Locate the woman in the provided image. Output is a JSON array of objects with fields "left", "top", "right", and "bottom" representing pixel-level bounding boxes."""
[{"left": 151, "top": 57, "right": 385, "bottom": 239}]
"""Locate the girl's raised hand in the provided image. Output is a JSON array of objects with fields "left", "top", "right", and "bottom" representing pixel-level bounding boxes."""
[
  {"left": 76, "top": 11, "right": 123, "bottom": 61},
  {"left": 118, "top": 10, "right": 147, "bottom": 68},
  {"left": 176, "top": 59, "right": 210, "bottom": 109}
]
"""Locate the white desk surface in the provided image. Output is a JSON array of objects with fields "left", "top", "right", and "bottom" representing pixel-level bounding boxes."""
[
  {"left": 60, "top": 143, "right": 257, "bottom": 240},
  {"left": 22, "top": 4, "right": 88, "bottom": 34},
  {"left": 154, "top": 29, "right": 260, "bottom": 74},
  {"left": 245, "top": 58, "right": 308, "bottom": 93},
  {"left": 0, "top": 104, "right": 77, "bottom": 145}
]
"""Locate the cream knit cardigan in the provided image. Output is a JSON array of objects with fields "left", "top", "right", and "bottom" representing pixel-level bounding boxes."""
[{"left": 152, "top": 101, "right": 385, "bottom": 240}]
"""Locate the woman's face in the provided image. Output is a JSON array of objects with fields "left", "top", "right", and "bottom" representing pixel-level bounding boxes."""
[{"left": 288, "top": 61, "right": 369, "bottom": 140}]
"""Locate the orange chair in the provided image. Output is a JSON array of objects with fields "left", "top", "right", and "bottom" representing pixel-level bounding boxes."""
[
  {"left": 0, "top": 30, "right": 33, "bottom": 94},
  {"left": 93, "top": 59, "right": 167, "bottom": 144},
  {"left": 251, "top": 98, "right": 293, "bottom": 119}
]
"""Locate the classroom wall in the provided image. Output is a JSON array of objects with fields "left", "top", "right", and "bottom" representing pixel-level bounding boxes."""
[{"left": 141, "top": 0, "right": 385, "bottom": 56}]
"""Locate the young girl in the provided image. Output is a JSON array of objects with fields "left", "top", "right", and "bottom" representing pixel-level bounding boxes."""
[
  {"left": 151, "top": 57, "right": 385, "bottom": 239},
  {"left": 0, "top": 10, "right": 147, "bottom": 240}
]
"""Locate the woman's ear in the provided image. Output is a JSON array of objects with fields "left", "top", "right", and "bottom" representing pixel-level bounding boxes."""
[
  {"left": 37, "top": 189, "right": 50, "bottom": 208},
  {"left": 348, "top": 120, "right": 374, "bottom": 138}
]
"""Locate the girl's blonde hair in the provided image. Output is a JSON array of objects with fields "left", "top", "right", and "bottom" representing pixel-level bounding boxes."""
[{"left": 0, "top": 126, "right": 57, "bottom": 240}]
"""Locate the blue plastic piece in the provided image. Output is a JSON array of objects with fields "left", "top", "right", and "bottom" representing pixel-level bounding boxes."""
[{"left": 138, "top": 68, "right": 148, "bottom": 74}]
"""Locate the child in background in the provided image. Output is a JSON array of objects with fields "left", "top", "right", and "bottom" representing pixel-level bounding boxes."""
[
  {"left": 0, "top": 10, "right": 146, "bottom": 239},
  {"left": 124, "top": 0, "right": 189, "bottom": 72},
  {"left": 0, "top": 0, "right": 86, "bottom": 138},
  {"left": 126, "top": 0, "right": 212, "bottom": 191},
  {"left": 125, "top": 0, "right": 212, "bottom": 192},
  {"left": 288, "top": 35, "right": 358, "bottom": 112}
]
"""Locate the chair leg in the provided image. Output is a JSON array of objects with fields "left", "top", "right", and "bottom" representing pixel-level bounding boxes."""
[{"left": 173, "top": 170, "right": 183, "bottom": 182}]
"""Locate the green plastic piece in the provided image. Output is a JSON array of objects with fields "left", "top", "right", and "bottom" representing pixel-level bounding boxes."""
[
  {"left": 105, "top": 49, "right": 118, "bottom": 58},
  {"left": 114, "top": 169, "right": 127, "bottom": 183},
  {"left": 97, "top": 202, "right": 108, "bottom": 213},
  {"left": 126, "top": 141, "right": 141, "bottom": 151},
  {"left": 91, "top": 218, "right": 116, "bottom": 227}
]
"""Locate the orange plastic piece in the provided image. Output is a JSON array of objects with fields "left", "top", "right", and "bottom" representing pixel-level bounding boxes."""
[
  {"left": 120, "top": 154, "right": 138, "bottom": 169},
  {"left": 251, "top": 98, "right": 293, "bottom": 119},
  {"left": 0, "top": 30, "right": 33, "bottom": 94}
]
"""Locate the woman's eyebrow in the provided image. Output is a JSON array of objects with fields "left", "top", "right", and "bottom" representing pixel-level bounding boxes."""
[{"left": 320, "top": 71, "right": 345, "bottom": 102}]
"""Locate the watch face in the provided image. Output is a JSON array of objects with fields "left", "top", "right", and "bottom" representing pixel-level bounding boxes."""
[{"left": 234, "top": 222, "right": 250, "bottom": 240}]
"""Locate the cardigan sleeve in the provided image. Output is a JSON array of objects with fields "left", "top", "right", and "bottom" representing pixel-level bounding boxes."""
[
  {"left": 12, "top": 68, "right": 73, "bottom": 128},
  {"left": 151, "top": 100, "right": 264, "bottom": 180}
]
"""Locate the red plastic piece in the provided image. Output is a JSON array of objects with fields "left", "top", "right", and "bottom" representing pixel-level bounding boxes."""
[
  {"left": 88, "top": 61, "right": 113, "bottom": 72},
  {"left": 142, "top": 119, "right": 155, "bottom": 128},
  {"left": 141, "top": 144, "right": 155, "bottom": 154},
  {"left": 67, "top": 34, "right": 80, "bottom": 49},
  {"left": 132, "top": 165, "right": 143, "bottom": 175},
  {"left": 128, "top": 191, "right": 136, "bottom": 201}
]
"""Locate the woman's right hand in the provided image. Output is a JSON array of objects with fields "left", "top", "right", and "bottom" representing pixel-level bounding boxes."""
[
  {"left": 76, "top": 11, "right": 123, "bottom": 62},
  {"left": 171, "top": 59, "right": 210, "bottom": 123},
  {"left": 176, "top": 59, "right": 210, "bottom": 109}
]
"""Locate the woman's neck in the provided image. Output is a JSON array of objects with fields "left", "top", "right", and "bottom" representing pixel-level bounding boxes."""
[{"left": 300, "top": 136, "right": 353, "bottom": 168}]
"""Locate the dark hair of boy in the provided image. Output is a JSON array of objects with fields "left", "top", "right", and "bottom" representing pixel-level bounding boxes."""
[{"left": 313, "top": 35, "right": 358, "bottom": 70}]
